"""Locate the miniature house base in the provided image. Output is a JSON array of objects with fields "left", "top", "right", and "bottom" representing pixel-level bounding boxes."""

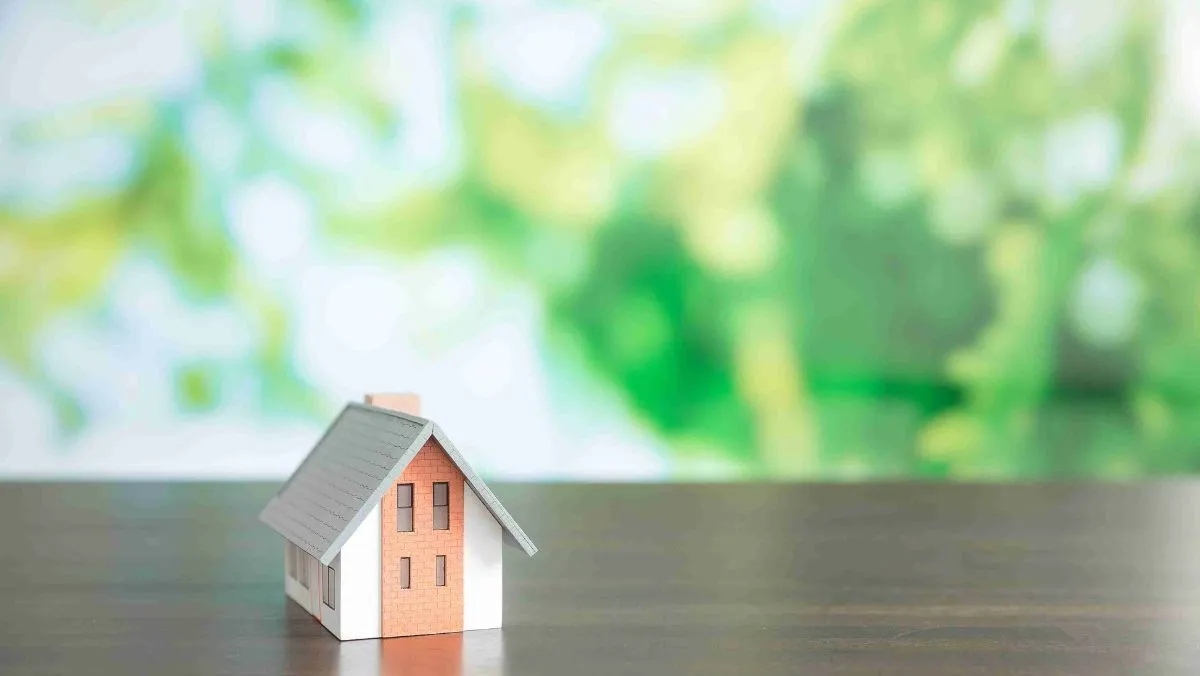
[{"left": 260, "top": 395, "right": 536, "bottom": 640}]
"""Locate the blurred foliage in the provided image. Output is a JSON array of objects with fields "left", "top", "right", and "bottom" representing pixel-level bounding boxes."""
[{"left": 3, "top": 0, "right": 1200, "bottom": 478}]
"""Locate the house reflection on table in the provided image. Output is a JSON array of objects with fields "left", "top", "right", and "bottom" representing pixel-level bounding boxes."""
[{"left": 331, "top": 630, "right": 506, "bottom": 676}]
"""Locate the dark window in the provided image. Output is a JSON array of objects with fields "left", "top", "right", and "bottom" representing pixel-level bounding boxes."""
[
  {"left": 400, "top": 557, "right": 411, "bottom": 589},
  {"left": 433, "top": 482, "right": 449, "bottom": 530},
  {"left": 323, "top": 565, "right": 336, "bottom": 609},
  {"left": 396, "top": 483, "right": 414, "bottom": 532},
  {"left": 435, "top": 555, "right": 446, "bottom": 587}
]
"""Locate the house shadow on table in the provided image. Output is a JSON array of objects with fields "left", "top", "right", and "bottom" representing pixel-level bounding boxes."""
[{"left": 331, "top": 630, "right": 506, "bottom": 676}]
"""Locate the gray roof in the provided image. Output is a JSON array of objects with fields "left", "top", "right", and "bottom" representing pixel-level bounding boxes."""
[{"left": 259, "top": 402, "right": 537, "bottom": 565}]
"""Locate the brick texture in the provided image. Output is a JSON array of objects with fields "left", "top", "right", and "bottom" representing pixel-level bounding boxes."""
[{"left": 380, "top": 438, "right": 464, "bottom": 637}]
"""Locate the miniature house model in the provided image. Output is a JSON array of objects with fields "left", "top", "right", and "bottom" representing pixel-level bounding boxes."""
[{"left": 259, "top": 394, "right": 537, "bottom": 640}]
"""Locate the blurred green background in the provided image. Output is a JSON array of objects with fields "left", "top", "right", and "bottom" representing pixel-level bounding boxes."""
[{"left": 2, "top": 0, "right": 1199, "bottom": 480}]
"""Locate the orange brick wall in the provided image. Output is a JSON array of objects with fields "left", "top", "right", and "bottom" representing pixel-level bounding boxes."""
[{"left": 380, "top": 438, "right": 464, "bottom": 637}]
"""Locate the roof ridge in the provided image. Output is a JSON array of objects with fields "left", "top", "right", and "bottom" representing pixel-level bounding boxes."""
[{"left": 348, "top": 400, "right": 431, "bottom": 426}]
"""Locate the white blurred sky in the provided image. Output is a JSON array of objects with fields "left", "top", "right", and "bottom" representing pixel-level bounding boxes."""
[{"left": 0, "top": 246, "right": 669, "bottom": 480}]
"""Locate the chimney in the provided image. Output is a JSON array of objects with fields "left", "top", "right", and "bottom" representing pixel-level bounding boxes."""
[{"left": 364, "top": 393, "right": 422, "bottom": 416}]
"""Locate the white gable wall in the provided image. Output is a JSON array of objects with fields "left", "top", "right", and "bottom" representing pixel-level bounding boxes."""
[
  {"left": 463, "top": 484, "right": 504, "bottom": 630},
  {"left": 330, "top": 503, "right": 381, "bottom": 640}
]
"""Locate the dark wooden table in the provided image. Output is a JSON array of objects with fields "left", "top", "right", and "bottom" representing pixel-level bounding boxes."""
[{"left": 1, "top": 482, "right": 1199, "bottom": 675}]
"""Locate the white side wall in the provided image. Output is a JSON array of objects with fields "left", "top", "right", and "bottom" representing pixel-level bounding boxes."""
[
  {"left": 283, "top": 506, "right": 381, "bottom": 640},
  {"left": 331, "top": 503, "right": 381, "bottom": 640},
  {"left": 463, "top": 484, "right": 503, "bottom": 630},
  {"left": 284, "top": 545, "right": 321, "bottom": 616}
]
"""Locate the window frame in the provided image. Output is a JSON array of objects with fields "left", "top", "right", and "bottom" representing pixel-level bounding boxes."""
[
  {"left": 323, "top": 565, "right": 337, "bottom": 610},
  {"left": 435, "top": 555, "right": 446, "bottom": 587},
  {"left": 396, "top": 483, "right": 414, "bottom": 532},
  {"left": 399, "top": 557, "right": 411, "bottom": 589},
  {"left": 432, "top": 481, "right": 450, "bottom": 531}
]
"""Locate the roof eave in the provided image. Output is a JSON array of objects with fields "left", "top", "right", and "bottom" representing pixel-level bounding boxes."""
[{"left": 430, "top": 424, "right": 538, "bottom": 557}]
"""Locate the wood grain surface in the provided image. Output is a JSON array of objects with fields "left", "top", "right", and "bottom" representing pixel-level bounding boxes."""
[{"left": 1, "top": 482, "right": 1198, "bottom": 675}]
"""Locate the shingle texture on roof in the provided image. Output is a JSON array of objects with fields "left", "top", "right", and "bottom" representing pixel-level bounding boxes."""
[{"left": 260, "top": 403, "right": 536, "bottom": 565}]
